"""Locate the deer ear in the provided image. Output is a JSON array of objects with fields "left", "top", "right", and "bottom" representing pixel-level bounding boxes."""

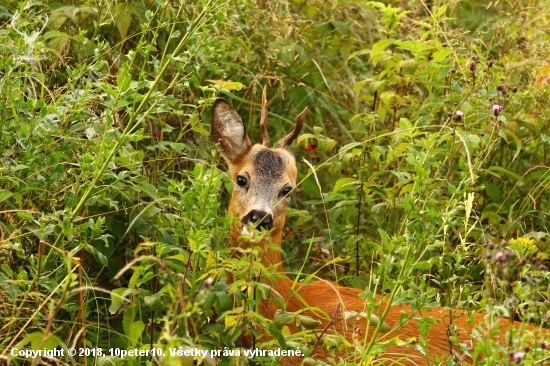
[{"left": 211, "top": 98, "right": 251, "bottom": 162}]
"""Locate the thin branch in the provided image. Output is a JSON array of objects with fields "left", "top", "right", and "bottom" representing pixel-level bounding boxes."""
[{"left": 311, "top": 302, "right": 341, "bottom": 356}]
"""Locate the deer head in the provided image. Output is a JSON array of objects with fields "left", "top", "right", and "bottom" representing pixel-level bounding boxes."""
[{"left": 211, "top": 90, "right": 307, "bottom": 260}]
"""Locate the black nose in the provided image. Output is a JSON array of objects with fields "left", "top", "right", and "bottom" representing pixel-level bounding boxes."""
[{"left": 242, "top": 210, "right": 273, "bottom": 231}]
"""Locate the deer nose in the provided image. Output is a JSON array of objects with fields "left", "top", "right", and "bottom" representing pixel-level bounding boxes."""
[{"left": 242, "top": 210, "right": 273, "bottom": 231}]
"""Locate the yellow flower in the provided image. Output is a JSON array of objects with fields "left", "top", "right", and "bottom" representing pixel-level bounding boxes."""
[{"left": 509, "top": 237, "right": 538, "bottom": 258}]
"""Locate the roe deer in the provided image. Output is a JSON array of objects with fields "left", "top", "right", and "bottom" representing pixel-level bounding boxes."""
[{"left": 211, "top": 90, "right": 546, "bottom": 365}]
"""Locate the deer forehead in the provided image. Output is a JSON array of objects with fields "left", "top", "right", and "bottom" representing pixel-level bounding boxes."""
[{"left": 235, "top": 145, "right": 297, "bottom": 185}]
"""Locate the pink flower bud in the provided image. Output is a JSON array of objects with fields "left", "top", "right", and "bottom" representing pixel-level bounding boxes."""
[{"left": 512, "top": 352, "right": 524, "bottom": 362}]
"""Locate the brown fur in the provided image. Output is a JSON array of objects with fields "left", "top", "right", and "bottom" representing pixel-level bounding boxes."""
[{"left": 211, "top": 97, "right": 544, "bottom": 365}]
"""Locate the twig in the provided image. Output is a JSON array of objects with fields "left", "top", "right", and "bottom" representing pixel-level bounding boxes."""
[{"left": 311, "top": 302, "right": 341, "bottom": 356}]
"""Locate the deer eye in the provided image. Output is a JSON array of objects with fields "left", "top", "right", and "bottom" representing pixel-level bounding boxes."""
[
  {"left": 280, "top": 186, "right": 292, "bottom": 197},
  {"left": 236, "top": 175, "right": 248, "bottom": 187}
]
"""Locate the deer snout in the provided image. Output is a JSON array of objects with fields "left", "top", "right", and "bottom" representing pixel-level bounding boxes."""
[{"left": 242, "top": 210, "right": 273, "bottom": 231}]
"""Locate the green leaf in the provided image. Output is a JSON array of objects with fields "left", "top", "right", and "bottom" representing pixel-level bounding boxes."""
[
  {"left": 432, "top": 48, "right": 452, "bottom": 62},
  {"left": 485, "top": 183, "right": 502, "bottom": 203},
  {"left": 412, "top": 260, "right": 434, "bottom": 270},
  {"left": 379, "top": 91, "right": 396, "bottom": 104},
  {"left": 9, "top": 164, "right": 28, "bottom": 171},
  {"left": 297, "top": 315, "right": 321, "bottom": 329},
  {"left": 347, "top": 48, "right": 371, "bottom": 63},
  {"left": 486, "top": 166, "right": 521, "bottom": 181},
  {"left": 127, "top": 320, "right": 144, "bottom": 347},
  {"left": 273, "top": 309, "right": 296, "bottom": 328},
  {"left": 95, "top": 251, "right": 108, "bottom": 266},
  {"left": 109, "top": 288, "right": 128, "bottom": 314},
  {"left": 113, "top": 3, "right": 133, "bottom": 40},
  {"left": 452, "top": 80, "right": 463, "bottom": 93},
  {"left": 434, "top": 5, "right": 447, "bottom": 18},
  {"left": 138, "top": 180, "right": 158, "bottom": 199},
  {"left": 333, "top": 178, "right": 359, "bottom": 193},
  {"left": 117, "top": 63, "right": 132, "bottom": 93},
  {"left": 370, "top": 39, "right": 395, "bottom": 65},
  {"left": 144, "top": 292, "right": 163, "bottom": 307},
  {"left": 378, "top": 229, "right": 391, "bottom": 245},
  {"left": 123, "top": 306, "right": 137, "bottom": 344},
  {"left": 499, "top": 129, "right": 522, "bottom": 162},
  {"left": 1, "top": 264, "right": 13, "bottom": 278},
  {"left": 16, "top": 211, "right": 34, "bottom": 221},
  {"left": 344, "top": 311, "right": 390, "bottom": 332},
  {"left": 338, "top": 142, "right": 363, "bottom": 159},
  {"left": 16, "top": 332, "right": 62, "bottom": 351},
  {"left": 0, "top": 190, "right": 13, "bottom": 204}
]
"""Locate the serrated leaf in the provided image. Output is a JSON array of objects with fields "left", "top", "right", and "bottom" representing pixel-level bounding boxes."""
[
  {"left": 123, "top": 306, "right": 136, "bottom": 343},
  {"left": 432, "top": 48, "right": 452, "bottom": 62},
  {"left": 398, "top": 59, "right": 418, "bottom": 73},
  {"left": 370, "top": 39, "right": 395, "bottom": 65},
  {"left": 379, "top": 91, "right": 396, "bottom": 104},
  {"left": 127, "top": 320, "right": 144, "bottom": 347},
  {"left": 459, "top": 132, "right": 481, "bottom": 152}
]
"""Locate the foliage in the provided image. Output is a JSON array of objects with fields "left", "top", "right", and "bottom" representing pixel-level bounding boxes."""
[{"left": 0, "top": 0, "right": 549, "bottom": 365}]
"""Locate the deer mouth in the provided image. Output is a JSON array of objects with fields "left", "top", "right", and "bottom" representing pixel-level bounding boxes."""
[{"left": 241, "top": 225, "right": 254, "bottom": 238}]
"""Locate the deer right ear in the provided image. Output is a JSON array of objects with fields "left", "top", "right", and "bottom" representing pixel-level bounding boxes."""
[{"left": 211, "top": 98, "right": 252, "bottom": 162}]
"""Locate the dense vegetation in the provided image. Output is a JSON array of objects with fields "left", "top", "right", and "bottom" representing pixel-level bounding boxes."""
[{"left": 1, "top": 0, "right": 549, "bottom": 364}]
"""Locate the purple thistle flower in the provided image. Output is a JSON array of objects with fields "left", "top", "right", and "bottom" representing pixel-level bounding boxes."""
[
  {"left": 512, "top": 351, "right": 524, "bottom": 362},
  {"left": 492, "top": 105, "right": 502, "bottom": 117},
  {"left": 454, "top": 111, "right": 464, "bottom": 121}
]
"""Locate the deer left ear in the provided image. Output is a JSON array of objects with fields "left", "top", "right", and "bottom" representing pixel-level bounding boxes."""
[{"left": 211, "top": 98, "right": 252, "bottom": 162}]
